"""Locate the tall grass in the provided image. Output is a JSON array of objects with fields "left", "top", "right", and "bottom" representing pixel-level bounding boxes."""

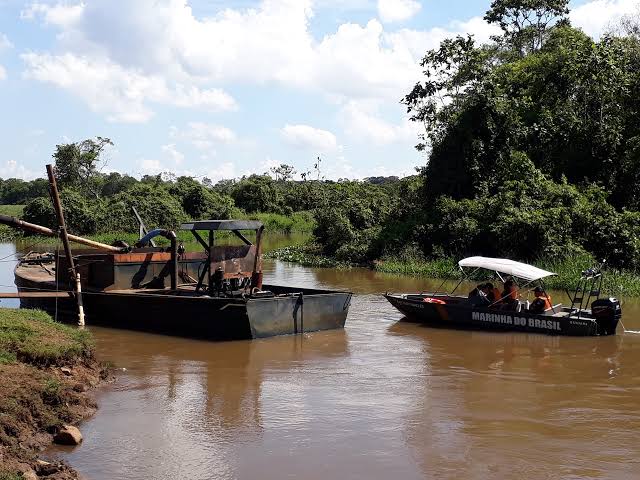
[
  {"left": 376, "top": 253, "right": 640, "bottom": 297},
  {"left": 0, "top": 205, "right": 24, "bottom": 217},
  {"left": 0, "top": 205, "right": 25, "bottom": 241}
]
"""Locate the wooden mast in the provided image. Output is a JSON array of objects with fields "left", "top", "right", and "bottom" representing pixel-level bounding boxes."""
[{"left": 46, "top": 164, "right": 85, "bottom": 327}]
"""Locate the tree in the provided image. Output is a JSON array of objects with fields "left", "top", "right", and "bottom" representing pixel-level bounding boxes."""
[
  {"left": 53, "top": 137, "right": 113, "bottom": 198},
  {"left": 485, "top": 0, "right": 569, "bottom": 54},
  {"left": 231, "top": 175, "right": 280, "bottom": 213},
  {"left": 403, "top": 35, "right": 491, "bottom": 152},
  {"left": 270, "top": 164, "right": 296, "bottom": 181}
]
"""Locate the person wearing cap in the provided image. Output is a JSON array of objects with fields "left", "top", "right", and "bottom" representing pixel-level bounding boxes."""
[{"left": 529, "top": 287, "right": 552, "bottom": 313}]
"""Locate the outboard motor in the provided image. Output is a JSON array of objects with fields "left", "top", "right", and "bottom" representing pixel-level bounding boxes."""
[{"left": 591, "top": 298, "right": 622, "bottom": 335}]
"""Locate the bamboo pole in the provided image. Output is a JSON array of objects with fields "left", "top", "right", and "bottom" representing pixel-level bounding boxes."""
[{"left": 46, "top": 164, "right": 85, "bottom": 327}]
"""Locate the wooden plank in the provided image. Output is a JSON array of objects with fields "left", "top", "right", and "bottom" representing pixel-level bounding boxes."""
[{"left": 0, "top": 291, "right": 73, "bottom": 298}]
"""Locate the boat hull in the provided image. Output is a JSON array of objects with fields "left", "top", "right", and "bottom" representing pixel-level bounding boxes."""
[
  {"left": 385, "top": 294, "right": 609, "bottom": 337},
  {"left": 15, "top": 268, "right": 351, "bottom": 340}
]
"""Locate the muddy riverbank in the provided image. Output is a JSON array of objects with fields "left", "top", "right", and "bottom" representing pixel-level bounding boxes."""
[{"left": 0, "top": 309, "right": 111, "bottom": 480}]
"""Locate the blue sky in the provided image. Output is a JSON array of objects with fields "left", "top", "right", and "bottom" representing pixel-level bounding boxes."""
[{"left": 0, "top": 0, "right": 635, "bottom": 181}]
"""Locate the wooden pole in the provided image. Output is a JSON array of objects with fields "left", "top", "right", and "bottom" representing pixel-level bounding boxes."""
[
  {"left": 46, "top": 164, "right": 85, "bottom": 327},
  {"left": 0, "top": 214, "right": 124, "bottom": 252}
]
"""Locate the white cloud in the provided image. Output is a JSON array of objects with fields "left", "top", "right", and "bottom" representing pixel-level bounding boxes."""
[
  {"left": 377, "top": 0, "right": 421, "bottom": 23},
  {"left": 0, "top": 160, "right": 39, "bottom": 180},
  {"left": 0, "top": 33, "right": 10, "bottom": 80},
  {"left": 19, "top": 0, "right": 499, "bottom": 110},
  {"left": 339, "top": 100, "right": 419, "bottom": 145},
  {"left": 139, "top": 158, "right": 162, "bottom": 174},
  {"left": 171, "top": 122, "right": 236, "bottom": 150},
  {"left": 161, "top": 143, "right": 185, "bottom": 165},
  {"left": 21, "top": 53, "right": 236, "bottom": 122},
  {"left": 0, "top": 33, "right": 12, "bottom": 51},
  {"left": 281, "top": 124, "right": 338, "bottom": 151},
  {"left": 571, "top": 0, "right": 639, "bottom": 38},
  {"left": 21, "top": 2, "right": 85, "bottom": 28}
]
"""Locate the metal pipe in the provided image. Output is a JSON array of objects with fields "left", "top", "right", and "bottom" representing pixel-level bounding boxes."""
[{"left": 0, "top": 214, "right": 125, "bottom": 253}]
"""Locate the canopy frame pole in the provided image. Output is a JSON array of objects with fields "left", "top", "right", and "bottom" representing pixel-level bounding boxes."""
[
  {"left": 450, "top": 266, "right": 479, "bottom": 296},
  {"left": 424, "top": 264, "right": 457, "bottom": 297}
]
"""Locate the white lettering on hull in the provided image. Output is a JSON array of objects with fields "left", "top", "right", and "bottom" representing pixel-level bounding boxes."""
[{"left": 471, "top": 311, "right": 561, "bottom": 331}]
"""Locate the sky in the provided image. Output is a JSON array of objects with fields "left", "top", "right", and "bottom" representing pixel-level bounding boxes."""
[{"left": 0, "top": 0, "right": 637, "bottom": 182}]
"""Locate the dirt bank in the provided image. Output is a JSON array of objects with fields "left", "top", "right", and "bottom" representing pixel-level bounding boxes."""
[{"left": 0, "top": 309, "right": 111, "bottom": 480}]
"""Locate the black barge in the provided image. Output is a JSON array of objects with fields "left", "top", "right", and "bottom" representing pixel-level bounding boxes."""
[{"left": 11, "top": 219, "right": 351, "bottom": 340}]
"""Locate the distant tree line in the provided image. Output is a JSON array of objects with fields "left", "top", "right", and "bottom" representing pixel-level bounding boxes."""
[{"left": 2, "top": 139, "right": 405, "bottom": 244}]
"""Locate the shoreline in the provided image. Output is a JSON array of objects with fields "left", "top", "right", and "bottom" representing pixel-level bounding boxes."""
[{"left": 0, "top": 309, "right": 112, "bottom": 480}]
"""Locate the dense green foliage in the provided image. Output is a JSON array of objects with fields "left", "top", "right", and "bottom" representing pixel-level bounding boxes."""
[{"left": 4, "top": 1, "right": 640, "bottom": 283}]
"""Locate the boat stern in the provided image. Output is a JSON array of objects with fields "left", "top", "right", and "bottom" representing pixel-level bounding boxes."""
[{"left": 591, "top": 297, "right": 622, "bottom": 335}]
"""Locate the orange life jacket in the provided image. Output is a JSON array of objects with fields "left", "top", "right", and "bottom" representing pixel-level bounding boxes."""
[
  {"left": 492, "top": 288, "right": 502, "bottom": 302},
  {"left": 536, "top": 293, "right": 552, "bottom": 310}
]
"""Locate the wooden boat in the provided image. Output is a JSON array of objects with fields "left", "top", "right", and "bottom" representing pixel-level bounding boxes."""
[{"left": 385, "top": 257, "right": 621, "bottom": 337}]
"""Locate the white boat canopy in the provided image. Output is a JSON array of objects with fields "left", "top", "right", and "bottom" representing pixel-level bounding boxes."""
[{"left": 458, "top": 256, "right": 556, "bottom": 282}]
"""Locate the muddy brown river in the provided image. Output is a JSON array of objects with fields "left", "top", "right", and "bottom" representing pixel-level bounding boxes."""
[{"left": 1, "top": 243, "right": 640, "bottom": 479}]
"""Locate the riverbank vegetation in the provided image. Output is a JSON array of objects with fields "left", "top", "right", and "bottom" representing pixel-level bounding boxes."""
[
  {"left": 1, "top": 1, "right": 640, "bottom": 294},
  {"left": 0, "top": 309, "right": 107, "bottom": 480}
]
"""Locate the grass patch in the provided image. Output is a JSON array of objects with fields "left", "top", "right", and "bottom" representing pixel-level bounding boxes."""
[
  {"left": 0, "top": 205, "right": 25, "bottom": 217},
  {"left": 0, "top": 205, "right": 25, "bottom": 241},
  {"left": 0, "top": 472, "right": 22, "bottom": 480},
  {"left": 0, "top": 309, "right": 93, "bottom": 367}
]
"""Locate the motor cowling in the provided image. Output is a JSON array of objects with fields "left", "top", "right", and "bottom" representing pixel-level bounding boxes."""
[{"left": 591, "top": 298, "right": 622, "bottom": 335}]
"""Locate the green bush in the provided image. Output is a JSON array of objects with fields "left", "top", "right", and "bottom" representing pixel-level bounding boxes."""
[
  {"left": 102, "top": 184, "right": 187, "bottom": 231},
  {"left": 22, "top": 189, "right": 99, "bottom": 235}
]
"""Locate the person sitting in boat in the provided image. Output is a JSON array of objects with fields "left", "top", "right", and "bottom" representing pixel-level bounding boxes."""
[
  {"left": 485, "top": 282, "right": 502, "bottom": 304},
  {"left": 529, "top": 287, "right": 553, "bottom": 313},
  {"left": 468, "top": 284, "right": 490, "bottom": 306},
  {"left": 500, "top": 278, "right": 519, "bottom": 311}
]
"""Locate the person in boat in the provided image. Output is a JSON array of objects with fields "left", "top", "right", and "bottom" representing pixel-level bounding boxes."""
[
  {"left": 529, "top": 287, "right": 553, "bottom": 313},
  {"left": 485, "top": 282, "right": 502, "bottom": 304},
  {"left": 468, "top": 284, "right": 490, "bottom": 306},
  {"left": 500, "top": 278, "right": 519, "bottom": 311}
]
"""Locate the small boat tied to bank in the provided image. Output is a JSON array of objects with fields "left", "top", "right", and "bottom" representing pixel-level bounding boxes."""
[
  {"left": 385, "top": 257, "right": 622, "bottom": 337},
  {"left": 0, "top": 165, "right": 352, "bottom": 340}
]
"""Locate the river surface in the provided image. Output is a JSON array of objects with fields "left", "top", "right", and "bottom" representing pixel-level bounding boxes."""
[{"left": 2, "top": 242, "right": 640, "bottom": 479}]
